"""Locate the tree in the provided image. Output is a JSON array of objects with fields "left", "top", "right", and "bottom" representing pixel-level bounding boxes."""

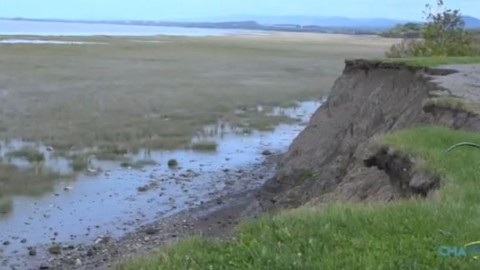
[{"left": 386, "top": 0, "right": 474, "bottom": 58}]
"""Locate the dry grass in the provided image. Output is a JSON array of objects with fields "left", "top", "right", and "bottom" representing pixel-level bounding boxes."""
[{"left": 0, "top": 33, "right": 393, "bottom": 150}]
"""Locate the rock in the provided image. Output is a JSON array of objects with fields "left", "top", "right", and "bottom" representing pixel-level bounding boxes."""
[
  {"left": 137, "top": 186, "right": 149, "bottom": 192},
  {"left": 75, "top": 258, "right": 82, "bottom": 267},
  {"left": 262, "top": 150, "right": 273, "bottom": 156},
  {"left": 20, "top": 239, "right": 27, "bottom": 244},
  {"left": 86, "top": 248, "right": 95, "bottom": 257},
  {"left": 39, "top": 264, "right": 50, "bottom": 270},
  {"left": 145, "top": 227, "right": 158, "bottom": 235},
  {"left": 2, "top": 241, "right": 9, "bottom": 246},
  {"left": 94, "top": 236, "right": 110, "bottom": 245},
  {"left": 48, "top": 245, "right": 62, "bottom": 255},
  {"left": 28, "top": 247, "right": 37, "bottom": 256}
]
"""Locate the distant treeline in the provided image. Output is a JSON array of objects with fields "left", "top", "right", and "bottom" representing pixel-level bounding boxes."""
[
  {"left": 3, "top": 18, "right": 380, "bottom": 36},
  {"left": 381, "top": 22, "right": 480, "bottom": 39},
  {"left": 380, "top": 23, "right": 423, "bottom": 38}
]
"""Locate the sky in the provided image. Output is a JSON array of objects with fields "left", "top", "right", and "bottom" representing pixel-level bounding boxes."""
[{"left": 2, "top": 0, "right": 480, "bottom": 21}]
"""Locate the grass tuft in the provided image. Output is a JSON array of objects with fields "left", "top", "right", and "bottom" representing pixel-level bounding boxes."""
[
  {"left": 191, "top": 141, "right": 218, "bottom": 152},
  {"left": 424, "top": 97, "right": 480, "bottom": 114},
  {"left": 6, "top": 147, "right": 44, "bottom": 163}
]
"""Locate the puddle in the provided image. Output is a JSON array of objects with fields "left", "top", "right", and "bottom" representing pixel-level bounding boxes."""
[
  {"left": 0, "top": 101, "right": 321, "bottom": 259},
  {"left": 0, "top": 39, "right": 107, "bottom": 45}
]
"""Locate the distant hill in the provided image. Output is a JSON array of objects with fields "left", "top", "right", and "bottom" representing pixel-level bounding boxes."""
[
  {"left": 464, "top": 16, "right": 480, "bottom": 29},
  {"left": 206, "top": 16, "right": 407, "bottom": 30},
  {"left": 209, "top": 15, "right": 480, "bottom": 30},
  {"left": 4, "top": 14, "right": 479, "bottom": 34}
]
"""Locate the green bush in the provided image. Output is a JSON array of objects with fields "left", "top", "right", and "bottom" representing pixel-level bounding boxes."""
[{"left": 386, "top": 0, "right": 476, "bottom": 58}]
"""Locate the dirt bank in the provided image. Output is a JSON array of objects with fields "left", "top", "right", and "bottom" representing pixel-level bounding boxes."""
[{"left": 259, "top": 59, "right": 480, "bottom": 209}]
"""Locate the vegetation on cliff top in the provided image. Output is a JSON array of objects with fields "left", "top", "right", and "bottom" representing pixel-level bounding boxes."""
[
  {"left": 118, "top": 126, "right": 480, "bottom": 269},
  {"left": 386, "top": 0, "right": 479, "bottom": 58},
  {"left": 383, "top": 56, "right": 480, "bottom": 67}
]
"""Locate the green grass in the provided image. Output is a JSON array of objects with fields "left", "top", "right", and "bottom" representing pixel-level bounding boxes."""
[
  {"left": 382, "top": 56, "right": 480, "bottom": 67},
  {"left": 118, "top": 126, "right": 480, "bottom": 269},
  {"left": 424, "top": 97, "right": 480, "bottom": 114},
  {"left": 6, "top": 146, "right": 44, "bottom": 163}
]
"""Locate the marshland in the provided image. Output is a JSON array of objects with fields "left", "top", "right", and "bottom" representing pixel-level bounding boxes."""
[{"left": 0, "top": 28, "right": 394, "bottom": 269}]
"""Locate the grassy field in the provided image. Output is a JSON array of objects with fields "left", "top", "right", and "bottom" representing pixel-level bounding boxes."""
[
  {"left": 118, "top": 126, "right": 480, "bottom": 269},
  {"left": 0, "top": 33, "right": 393, "bottom": 152},
  {"left": 382, "top": 56, "right": 480, "bottom": 67}
]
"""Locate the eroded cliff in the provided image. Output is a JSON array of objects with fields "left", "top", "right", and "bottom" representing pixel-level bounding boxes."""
[{"left": 258, "top": 59, "right": 480, "bottom": 209}]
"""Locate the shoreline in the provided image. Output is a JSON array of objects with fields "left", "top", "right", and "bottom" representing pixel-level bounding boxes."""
[
  {"left": 5, "top": 155, "right": 280, "bottom": 270},
  {"left": 0, "top": 101, "right": 322, "bottom": 270}
]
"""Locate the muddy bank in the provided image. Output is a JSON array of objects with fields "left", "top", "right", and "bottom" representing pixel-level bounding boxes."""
[{"left": 259, "top": 59, "right": 480, "bottom": 209}]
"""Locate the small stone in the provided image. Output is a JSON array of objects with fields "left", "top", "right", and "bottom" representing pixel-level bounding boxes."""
[
  {"left": 20, "top": 239, "right": 27, "bottom": 244},
  {"left": 2, "top": 241, "right": 10, "bottom": 246},
  {"left": 86, "top": 248, "right": 94, "bottom": 257},
  {"left": 145, "top": 227, "right": 158, "bottom": 235},
  {"left": 39, "top": 264, "right": 50, "bottom": 270},
  {"left": 75, "top": 258, "right": 82, "bottom": 267},
  {"left": 262, "top": 150, "right": 273, "bottom": 156},
  {"left": 28, "top": 247, "right": 37, "bottom": 256},
  {"left": 48, "top": 245, "right": 62, "bottom": 255}
]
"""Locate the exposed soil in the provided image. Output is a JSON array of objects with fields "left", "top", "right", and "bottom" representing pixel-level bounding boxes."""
[{"left": 258, "top": 60, "right": 480, "bottom": 209}]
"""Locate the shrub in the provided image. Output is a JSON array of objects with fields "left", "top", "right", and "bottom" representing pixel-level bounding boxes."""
[{"left": 386, "top": 0, "right": 476, "bottom": 58}]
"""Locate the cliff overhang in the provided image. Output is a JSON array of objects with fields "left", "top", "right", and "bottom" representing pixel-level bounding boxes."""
[{"left": 258, "top": 59, "right": 480, "bottom": 210}]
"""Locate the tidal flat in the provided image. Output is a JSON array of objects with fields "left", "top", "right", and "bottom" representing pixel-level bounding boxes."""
[{"left": 0, "top": 33, "right": 394, "bottom": 151}]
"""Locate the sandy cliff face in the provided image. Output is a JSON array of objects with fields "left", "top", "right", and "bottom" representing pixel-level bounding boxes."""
[{"left": 258, "top": 59, "right": 479, "bottom": 210}]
